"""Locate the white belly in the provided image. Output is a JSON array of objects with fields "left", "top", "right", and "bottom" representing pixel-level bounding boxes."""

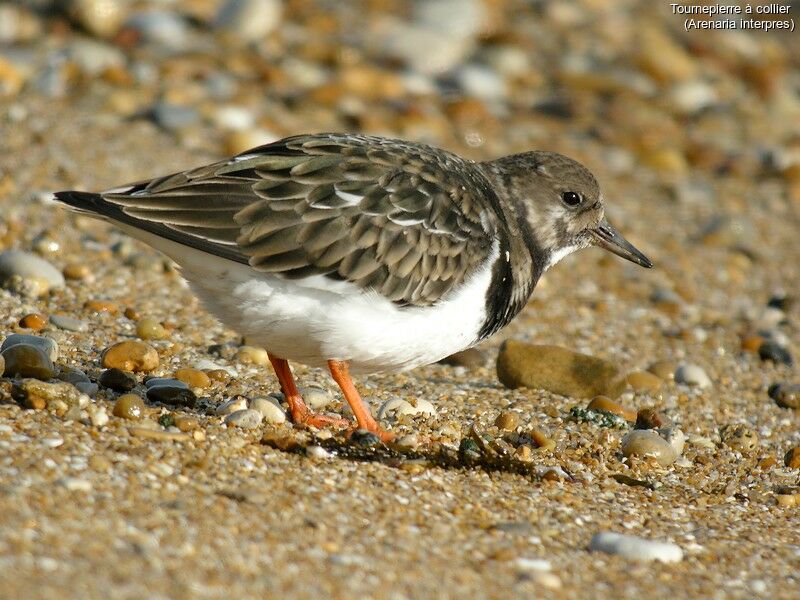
[{"left": 127, "top": 230, "right": 497, "bottom": 374}]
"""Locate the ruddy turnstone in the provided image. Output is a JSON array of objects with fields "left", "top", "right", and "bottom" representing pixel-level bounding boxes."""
[{"left": 55, "top": 133, "right": 652, "bottom": 441}]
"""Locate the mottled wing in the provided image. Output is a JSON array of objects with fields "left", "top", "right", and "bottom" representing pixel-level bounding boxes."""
[{"left": 100, "top": 134, "right": 496, "bottom": 306}]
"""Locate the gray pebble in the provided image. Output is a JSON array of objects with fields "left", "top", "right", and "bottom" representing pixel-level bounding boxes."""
[
  {"left": 589, "top": 532, "right": 683, "bottom": 563},
  {"left": 0, "top": 250, "right": 65, "bottom": 293},
  {"left": 49, "top": 314, "right": 89, "bottom": 332},
  {"left": 214, "top": 0, "right": 282, "bottom": 43},
  {"left": 126, "top": 11, "right": 189, "bottom": 50},
  {"left": 224, "top": 408, "right": 263, "bottom": 429},
  {"left": 674, "top": 364, "right": 711, "bottom": 388},
  {"left": 146, "top": 385, "right": 196, "bottom": 408},
  {"left": 145, "top": 377, "right": 188, "bottom": 390},
  {"left": 66, "top": 39, "right": 125, "bottom": 76},
  {"left": 151, "top": 102, "right": 199, "bottom": 130},
  {"left": 216, "top": 396, "right": 248, "bottom": 416},
  {"left": 1, "top": 333, "right": 58, "bottom": 361}
]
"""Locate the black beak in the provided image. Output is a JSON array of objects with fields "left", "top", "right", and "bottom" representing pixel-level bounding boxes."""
[{"left": 590, "top": 219, "right": 653, "bottom": 268}]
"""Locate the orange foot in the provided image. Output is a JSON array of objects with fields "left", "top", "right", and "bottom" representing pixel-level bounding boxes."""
[{"left": 290, "top": 404, "right": 351, "bottom": 431}]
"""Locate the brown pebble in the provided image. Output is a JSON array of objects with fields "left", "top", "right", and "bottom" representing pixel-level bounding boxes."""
[
  {"left": 758, "top": 456, "right": 777, "bottom": 470},
  {"left": 102, "top": 340, "right": 159, "bottom": 372},
  {"left": 136, "top": 317, "right": 167, "bottom": 340},
  {"left": 173, "top": 368, "right": 211, "bottom": 389},
  {"left": 63, "top": 263, "right": 91, "bottom": 280},
  {"left": 740, "top": 335, "right": 765, "bottom": 354},
  {"left": 128, "top": 427, "right": 190, "bottom": 442},
  {"left": 587, "top": 396, "right": 637, "bottom": 422},
  {"left": 514, "top": 445, "right": 533, "bottom": 461},
  {"left": 123, "top": 307, "right": 140, "bottom": 320},
  {"left": 88, "top": 455, "right": 112, "bottom": 471},
  {"left": 626, "top": 371, "right": 663, "bottom": 393},
  {"left": 785, "top": 447, "right": 800, "bottom": 469},
  {"left": 113, "top": 393, "right": 145, "bottom": 420},
  {"left": 174, "top": 415, "right": 200, "bottom": 432},
  {"left": 84, "top": 299, "right": 119, "bottom": 314},
  {"left": 19, "top": 313, "right": 47, "bottom": 330},
  {"left": 635, "top": 408, "right": 669, "bottom": 430},
  {"left": 648, "top": 360, "right": 678, "bottom": 381},
  {"left": 205, "top": 369, "right": 230, "bottom": 383},
  {"left": 495, "top": 411, "right": 519, "bottom": 431},
  {"left": 530, "top": 429, "right": 556, "bottom": 452},
  {"left": 1, "top": 344, "right": 55, "bottom": 379}
]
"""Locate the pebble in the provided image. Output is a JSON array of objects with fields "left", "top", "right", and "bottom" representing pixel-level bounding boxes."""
[
  {"left": 1, "top": 334, "right": 58, "bottom": 361},
  {"left": 529, "top": 429, "right": 556, "bottom": 452},
  {"left": 224, "top": 409, "right": 263, "bottom": 430},
  {"left": 784, "top": 447, "right": 800, "bottom": 469},
  {"left": 173, "top": 368, "right": 211, "bottom": 390},
  {"left": 249, "top": 397, "right": 287, "bottom": 424},
  {"left": 621, "top": 430, "right": 679, "bottom": 466},
  {"left": 0, "top": 250, "right": 65, "bottom": 296},
  {"left": 214, "top": 0, "right": 282, "bottom": 43},
  {"left": 217, "top": 396, "right": 249, "bottom": 416},
  {"left": 495, "top": 411, "right": 520, "bottom": 431},
  {"left": 438, "top": 348, "right": 485, "bottom": 369},
  {"left": 392, "top": 434, "right": 420, "bottom": 451},
  {"left": 589, "top": 532, "right": 683, "bottom": 563},
  {"left": 235, "top": 345, "right": 270, "bottom": 366},
  {"left": 66, "top": 40, "right": 125, "bottom": 77},
  {"left": 497, "top": 342, "right": 624, "bottom": 398},
  {"left": 306, "top": 445, "right": 332, "bottom": 459},
  {"left": 720, "top": 424, "right": 758, "bottom": 453},
  {"left": 769, "top": 383, "right": 800, "bottom": 409},
  {"left": 101, "top": 341, "right": 159, "bottom": 372},
  {"left": 647, "top": 360, "right": 677, "bottom": 381},
  {"left": 625, "top": 371, "right": 663, "bottom": 393},
  {"left": 126, "top": 11, "right": 190, "bottom": 50},
  {"left": 146, "top": 384, "right": 196, "bottom": 408},
  {"left": 14, "top": 379, "right": 86, "bottom": 414},
  {"left": 113, "top": 394, "right": 145, "bottom": 420},
  {"left": 298, "top": 386, "right": 333, "bottom": 410},
  {"left": 151, "top": 102, "right": 199, "bottom": 131},
  {"left": 674, "top": 364, "right": 712, "bottom": 388},
  {"left": 58, "top": 477, "right": 93, "bottom": 493},
  {"left": 0, "top": 4, "right": 42, "bottom": 44},
  {"left": 587, "top": 396, "right": 636, "bottom": 422},
  {"left": 456, "top": 64, "right": 507, "bottom": 101},
  {"left": 634, "top": 408, "right": 670, "bottom": 430},
  {"left": 83, "top": 299, "right": 119, "bottom": 314},
  {"left": 49, "top": 314, "right": 89, "bottom": 332},
  {"left": 87, "top": 404, "right": 109, "bottom": 428},
  {"left": 758, "top": 341, "right": 793, "bottom": 366},
  {"left": 1, "top": 344, "right": 55, "bottom": 379},
  {"left": 0, "top": 353, "right": 4, "bottom": 377},
  {"left": 136, "top": 317, "right": 168, "bottom": 341},
  {"left": 19, "top": 313, "right": 47, "bottom": 331},
  {"left": 173, "top": 415, "right": 199, "bottom": 432},
  {"left": 377, "top": 398, "right": 437, "bottom": 421},
  {"left": 42, "top": 437, "right": 64, "bottom": 449},
  {"left": 67, "top": 0, "right": 126, "bottom": 38},
  {"left": 129, "top": 427, "right": 190, "bottom": 442},
  {"left": 99, "top": 368, "right": 137, "bottom": 392}
]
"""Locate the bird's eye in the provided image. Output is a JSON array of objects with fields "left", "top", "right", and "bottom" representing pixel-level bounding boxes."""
[{"left": 561, "top": 191, "right": 582, "bottom": 207}]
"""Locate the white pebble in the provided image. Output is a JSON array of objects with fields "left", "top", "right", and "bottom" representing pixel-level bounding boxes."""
[
  {"left": 674, "top": 364, "right": 711, "bottom": 388},
  {"left": 58, "top": 477, "right": 92, "bottom": 492},
  {"left": 224, "top": 408, "right": 263, "bottom": 429},
  {"left": 512, "top": 558, "right": 551, "bottom": 572},
  {"left": 216, "top": 396, "right": 248, "bottom": 416},
  {"left": 589, "top": 532, "right": 683, "bottom": 563},
  {"left": 42, "top": 437, "right": 64, "bottom": 448},
  {"left": 306, "top": 445, "right": 332, "bottom": 459},
  {"left": 299, "top": 386, "right": 333, "bottom": 410},
  {"left": 87, "top": 405, "right": 109, "bottom": 428},
  {"left": 249, "top": 397, "right": 287, "bottom": 424},
  {"left": 377, "top": 397, "right": 437, "bottom": 421},
  {"left": 214, "top": 0, "right": 282, "bottom": 43}
]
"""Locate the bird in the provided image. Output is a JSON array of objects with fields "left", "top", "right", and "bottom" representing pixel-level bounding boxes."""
[{"left": 55, "top": 133, "right": 652, "bottom": 442}]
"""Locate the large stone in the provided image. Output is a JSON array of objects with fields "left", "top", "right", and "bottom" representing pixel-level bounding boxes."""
[{"left": 496, "top": 341, "right": 624, "bottom": 399}]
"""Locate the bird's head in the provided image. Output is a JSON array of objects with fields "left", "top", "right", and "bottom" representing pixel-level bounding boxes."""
[{"left": 483, "top": 151, "right": 652, "bottom": 271}]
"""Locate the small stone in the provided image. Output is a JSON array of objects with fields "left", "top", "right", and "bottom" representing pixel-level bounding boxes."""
[
  {"left": 235, "top": 345, "right": 269, "bottom": 366},
  {"left": 136, "top": 317, "right": 167, "bottom": 341},
  {"left": 674, "top": 364, "right": 711, "bottom": 388},
  {"left": 769, "top": 383, "right": 800, "bottom": 409},
  {"left": 0, "top": 250, "right": 65, "bottom": 296},
  {"left": 587, "top": 396, "right": 636, "bottom": 422},
  {"left": 84, "top": 299, "right": 119, "bottom": 314},
  {"left": 377, "top": 397, "right": 437, "bottom": 421},
  {"left": 129, "top": 427, "right": 190, "bottom": 442},
  {"left": 113, "top": 394, "right": 145, "bottom": 420},
  {"left": 67, "top": 0, "right": 126, "bottom": 38},
  {"left": 205, "top": 369, "right": 231, "bottom": 383},
  {"left": 58, "top": 477, "right": 92, "bottom": 493},
  {"left": 126, "top": 10, "right": 189, "bottom": 50},
  {"left": 758, "top": 341, "right": 793, "bottom": 366},
  {"left": 647, "top": 360, "right": 677, "bottom": 381},
  {"left": 101, "top": 341, "right": 159, "bottom": 372},
  {"left": 720, "top": 424, "right": 758, "bottom": 453},
  {"left": 626, "top": 371, "right": 663, "bottom": 393},
  {"left": 214, "top": 0, "right": 283, "bottom": 44},
  {"left": 216, "top": 397, "right": 248, "bottom": 416},
  {"left": 621, "top": 430, "right": 679, "bottom": 466},
  {"left": 634, "top": 408, "right": 669, "bottom": 430},
  {"left": 225, "top": 408, "right": 263, "bottom": 429},
  {"left": 349, "top": 430, "right": 382, "bottom": 447},
  {"left": 495, "top": 411, "right": 519, "bottom": 431},
  {"left": 784, "top": 447, "right": 800, "bottom": 469},
  {"left": 14, "top": 379, "right": 85, "bottom": 414},
  {"left": 146, "top": 384, "right": 196, "bottom": 408},
  {"left": 99, "top": 368, "right": 137, "bottom": 392},
  {"left": 62, "top": 263, "right": 91, "bottom": 281},
  {"left": 173, "top": 368, "right": 211, "bottom": 390},
  {"left": 1, "top": 344, "right": 55, "bottom": 379},
  {"left": 529, "top": 429, "right": 556, "bottom": 452},
  {"left": 496, "top": 341, "right": 625, "bottom": 398},
  {"left": 589, "top": 532, "right": 683, "bottom": 563},
  {"left": 87, "top": 404, "right": 109, "bottom": 427},
  {"left": 1, "top": 334, "right": 58, "bottom": 362},
  {"left": 392, "top": 434, "right": 420, "bottom": 451},
  {"left": 151, "top": 102, "right": 199, "bottom": 131},
  {"left": 741, "top": 335, "right": 765, "bottom": 353},
  {"left": 298, "top": 386, "right": 333, "bottom": 410},
  {"left": 19, "top": 313, "right": 47, "bottom": 331},
  {"left": 249, "top": 397, "right": 286, "bottom": 424},
  {"left": 174, "top": 415, "right": 199, "bottom": 432},
  {"left": 514, "top": 445, "right": 533, "bottom": 461},
  {"left": 306, "top": 445, "right": 332, "bottom": 459},
  {"left": 49, "top": 314, "right": 89, "bottom": 332},
  {"left": 439, "top": 348, "right": 485, "bottom": 369},
  {"left": 42, "top": 437, "right": 64, "bottom": 448}
]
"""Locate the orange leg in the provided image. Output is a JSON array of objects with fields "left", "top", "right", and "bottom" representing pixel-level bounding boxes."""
[
  {"left": 327, "top": 359, "right": 394, "bottom": 442},
  {"left": 268, "top": 353, "right": 350, "bottom": 430}
]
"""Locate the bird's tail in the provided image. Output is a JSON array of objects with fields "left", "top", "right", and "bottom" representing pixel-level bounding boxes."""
[{"left": 53, "top": 190, "right": 122, "bottom": 221}]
